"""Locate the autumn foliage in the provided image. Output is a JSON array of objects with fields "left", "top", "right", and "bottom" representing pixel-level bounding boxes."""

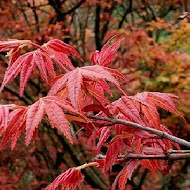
[
  {"left": 1, "top": 0, "right": 190, "bottom": 190},
  {"left": 0, "top": 35, "right": 186, "bottom": 190}
]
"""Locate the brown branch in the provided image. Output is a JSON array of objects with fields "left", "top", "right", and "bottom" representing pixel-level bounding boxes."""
[
  {"left": 20, "top": 9, "right": 30, "bottom": 26},
  {"left": 118, "top": 0, "right": 132, "bottom": 29},
  {"left": 97, "top": 152, "right": 190, "bottom": 161},
  {"left": 101, "top": 2, "right": 116, "bottom": 41},
  {"left": 62, "top": 0, "right": 85, "bottom": 17},
  {"left": 64, "top": 109, "right": 190, "bottom": 148},
  {"left": 137, "top": 168, "right": 148, "bottom": 189},
  {"left": 126, "top": 153, "right": 190, "bottom": 160},
  {"left": 64, "top": 109, "right": 190, "bottom": 149},
  {"left": 87, "top": 115, "right": 190, "bottom": 148},
  {"left": 27, "top": 1, "right": 40, "bottom": 32},
  {"left": 48, "top": 0, "right": 85, "bottom": 21},
  {"left": 95, "top": 4, "right": 101, "bottom": 50},
  {"left": 146, "top": 2, "right": 157, "bottom": 21}
]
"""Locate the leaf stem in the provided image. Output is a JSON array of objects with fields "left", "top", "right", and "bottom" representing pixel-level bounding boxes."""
[
  {"left": 30, "top": 42, "right": 41, "bottom": 48},
  {"left": 75, "top": 162, "right": 99, "bottom": 171}
]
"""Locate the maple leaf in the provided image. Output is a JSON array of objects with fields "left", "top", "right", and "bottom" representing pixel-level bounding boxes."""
[
  {"left": 0, "top": 50, "right": 49, "bottom": 96},
  {"left": 84, "top": 81, "right": 111, "bottom": 106},
  {"left": 109, "top": 92, "right": 182, "bottom": 130},
  {"left": 0, "top": 39, "right": 31, "bottom": 52},
  {"left": 0, "top": 105, "right": 9, "bottom": 136},
  {"left": 141, "top": 160, "right": 157, "bottom": 176},
  {"left": 45, "top": 168, "right": 84, "bottom": 190},
  {"left": 83, "top": 104, "right": 112, "bottom": 117},
  {"left": 104, "top": 137, "right": 124, "bottom": 172},
  {"left": 48, "top": 65, "right": 126, "bottom": 109},
  {"left": 0, "top": 96, "right": 85, "bottom": 149},
  {"left": 41, "top": 39, "right": 83, "bottom": 62},
  {"left": 110, "top": 96, "right": 145, "bottom": 125},
  {"left": 0, "top": 39, "right": 32, "bottom": 67},
  {"left": 109, "top": 95, "right": 160, "bottom": 130},
  {"left": 0, "top": 39, "right": 82, "bottom": 96},
  {"left": 97, "top": 126, "right": 111, "bottom": 152},
  {"left": 0, "top": 107, "right": 27, "bottom": 150},
  {"left": 26, "top": 96, "right": 84, "bottom": 145},
  {"left": 8, "top": 47, "right": 21, "bottom": 67},
  {"left": 26, "top": 100, "right": 45, "bottom": 145},
  {"left": 135, "top": 92, "right": 183, "bottom": 118},
  {"left": 91, "top": 38, "right": 122, "bottom": 67},
  {"left": 40, "top": 39, "right": 83, "bottom": 71},
  {"left": 112, "top": 160, "right": 140, "bottom": 190}
]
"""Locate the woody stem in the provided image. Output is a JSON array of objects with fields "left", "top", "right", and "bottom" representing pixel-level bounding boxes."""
[{"left": 75, "top": 162, "right": 99, "bottom": 170}]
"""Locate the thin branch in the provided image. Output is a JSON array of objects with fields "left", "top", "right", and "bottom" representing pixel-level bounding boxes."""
[
  {"left": 97, "top": 152, "right": 190, "bottom": 161},
  {"left": 95, "top": 4, "right": 101, "bottom": 50},
  {"left": 64, "top": 111, "right": 190, "bottom": 149},
  {"left": 146, "top": 2, "right": 157, "bottom": 21},
  {"left": 20, "top": 9, "right": 30, "bottom": 26},
  {"left": 126, "top": 153, "right": 190, "bottom": 160},
  {"left": 27, "top": 1, "right": 40, "bottom": 32},
  {"left": 169, "top": 150, "right": 190, "bottom": 154},
  {"left": 118, "top": 0, "right": 132, "bottom": 29},
  {"left": 137, "top": 168, "right": 148, "bottom": 190},
  {"left": 101, "top": 2, "right": 115, "bottom": 41},
  {"left": 76, "top": 162, "right": 99, "bottom": 170},
  {"left": 48, "top": 0, "right": 85, "bottom": 21},
  {"left": 62, "top": 0, "right": 85, "bottom": 17},
  {"left": 87, "top": 115, "right": 190, "bottom": 148}
]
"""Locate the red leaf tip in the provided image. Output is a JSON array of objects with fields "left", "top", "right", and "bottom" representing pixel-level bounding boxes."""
[{"left": 91, "top": 37, "right": 124, "bottom": 67}]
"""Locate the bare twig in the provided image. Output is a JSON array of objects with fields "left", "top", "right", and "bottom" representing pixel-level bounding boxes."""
[
  {"left": 95, "top": 4, "right": 101, "bottom": 50},
  {"left": 96, "top": 152, "right": 190, "bottom": 161},
  {"left": 88, "top": 115, "right": 190, "bottom": 148},
  {"left": 64, "top": 111, "right": 190, "bottom": 149},
  {"left": 62, "top": 0, "right": 85, "bottom": 17},
  {"left": 48, "top": 0, "right": 85, "bottom": 21},
  {"left": 118, "top": 0, "right": 132, "bottom": 29}
]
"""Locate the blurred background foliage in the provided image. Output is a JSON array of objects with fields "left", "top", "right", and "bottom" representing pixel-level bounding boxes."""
[{"left": 0, "top": 0, "right": 190, "bottom": 189}]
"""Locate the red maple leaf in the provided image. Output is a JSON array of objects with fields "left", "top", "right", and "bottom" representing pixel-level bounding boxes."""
[
  {"left": 109, "top": 92, "right": 183, "bottom": 130},
  {"left": 48, "top": 65, "right": 126, "bottom": 109},
  {"left": 0, "top": 96, "right": 85, "bottom": 149},
  {"left": 0, "top": 39, "right": 31, "bottom": 52},
  {"left": 0, "top": 39, "right": 82, "bottom": 96},
  {"left": 112, "top": 160, "right": 140, "bottom": 190},
  {"left": 104, "top": 137, "right": 124, "bottom": 172},
  {"left": 26, "top": 96, "right": 84, "bottom": 145},
  {"left": 0, "top": 105, "right": 9, "bottom": 136},
  {"left": 0, "top": 107, "right": 27, "bottom": 150},
  {"left": 135, "top": 92, "right": 183, "bottom": 118},
  {"left": 45, "top": 168, "right": 84, "bottom": 190},
  {"left": 0, "top": 39, "right": 32, "bottom": 67},
  {"left": 97, "top": 126, "right": 111, "bottom": 152},
  {"left": 91, "top": 38, "right": 123, "bottom": 67}
]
